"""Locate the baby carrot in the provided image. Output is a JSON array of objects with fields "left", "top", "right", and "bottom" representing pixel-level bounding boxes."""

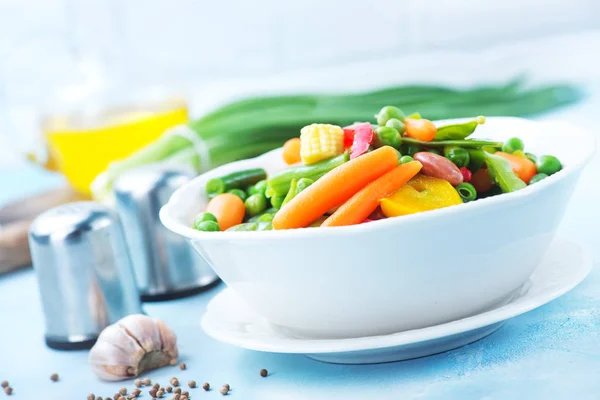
[
  {"left": 496, "top": 151, "right": 537, "bottom": 184},
  {"left": 322, "top": 161, "right": 422, "bottom": 227},
  {"left": 282, "top": 138, "right": 302, "bottom": 165},
  {"left": 405, "top": 118, "right": 437, "bottom": 142},
  {"left": 272, "top": 146, "right": 399, "bottom": 229},
  {"left": 206, "top": 193, "right": 245, "bottom": 230}
]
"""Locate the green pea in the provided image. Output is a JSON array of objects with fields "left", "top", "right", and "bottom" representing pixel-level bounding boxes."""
[
  {"left": 427, "top": 148, "right": 442, "bottom": 156},
  {"left": 536, "top": 155, "right": 562, "bottom": 175},
  {"left": 444, "top": 146, "right": 470, "bottom": 168},
  {"left": 529, "top": 173, "right": 549, "bottom": 184},
  {"left": 258, "top": 213, "right": 275, "bottom": 223},
  {"left": 525, "top": 152, "right": 537, "bottom": 164},
  {"left": 193, "top": 212, "right": 218, "bottom": 230},
  {"left": 245, "top": 194, "right": 267, "bottom": 217},
  {"left": 227, "top": 188, "right": 247, "bottom": 201},
  {"left": 455, "top": 182, "right": 477, "bottom": 202},
  {"left": 402, "top": 143, "right": 422, "bottom": 157},
  {"left": 502, "top": 137, "right": 524, "bottom": 154},
  {"left": 195, "top": 220, "right": 220, "bottom": 232},
  {"left": 385, "top": 118, "right": 406, "bottom": 134},
  {"left": 400, "top": 155, "right": 414, "bottom": 164},
  {"left": 375, "top": 106, "right": 405, "bottom": 126},
  {"left": 247, "top": 185, "right": 259, "bottom": 196},
  {"left": 376, "top": 126, "right": 401, "bottom": 149},
  {"left": 253, "top": 180, "right": 268, "bottom": 196}
]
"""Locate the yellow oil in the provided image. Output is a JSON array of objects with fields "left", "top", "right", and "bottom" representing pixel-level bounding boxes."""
[{"left": 40, "top": 99, "right": 188, "bottom": 195}]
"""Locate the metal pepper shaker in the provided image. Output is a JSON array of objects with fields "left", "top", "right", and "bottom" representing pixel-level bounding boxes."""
[
  {"left": 29, "top": 202, "right": 142, "bottom": 350},
  {"left": 114, "top": 165, "right": 219, "bottom": 301}
]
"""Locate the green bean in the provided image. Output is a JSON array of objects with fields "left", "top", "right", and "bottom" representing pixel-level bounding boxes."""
[
  {"left": 402, "top": 137, "right": 503, "bottom": 148},
  {"left": 270, "top": 194, "right": 286, "bottom": 209},
  {"left": 456, "top": 182, "right": 477, "bottom": 202},
  {"left": 206, "top": 168, "right": 267, "bottom": 198},
  {"left": 267, "top": 154, "right": 346, "bottom": 197},
  {"left": 245, "top": 194, "right": 267, "bottom": 217}
]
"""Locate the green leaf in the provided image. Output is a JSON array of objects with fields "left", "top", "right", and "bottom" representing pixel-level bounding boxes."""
[
  {"left": 434, "top": 116, "right": 486, "bottom": 141},
  {"left": 483, "top": 152, "right": 526, "bottom": 193}
]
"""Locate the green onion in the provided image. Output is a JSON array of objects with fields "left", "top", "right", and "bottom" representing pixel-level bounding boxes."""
[
  {"left": 91, "top": 81, "right": 582, "bottom": 202},
  {"left": 456, "top": 183, "right": 477, "bottom": 202}
]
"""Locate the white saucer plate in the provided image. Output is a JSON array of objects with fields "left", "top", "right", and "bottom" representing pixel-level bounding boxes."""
[{"left": 201, "top": 237, "right": 592, "bottom": 364}]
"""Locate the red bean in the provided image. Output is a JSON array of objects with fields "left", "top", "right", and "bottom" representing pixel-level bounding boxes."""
[{"left": 413, "top": 152, "right": 463, "bottom": 186}]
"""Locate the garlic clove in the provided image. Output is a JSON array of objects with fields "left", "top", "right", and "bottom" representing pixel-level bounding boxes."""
[{"left": 89, "top": 314, "right": 178, "bottom": 381}]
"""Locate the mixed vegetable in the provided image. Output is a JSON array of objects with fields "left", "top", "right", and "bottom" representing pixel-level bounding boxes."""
[{"left": 193, "top": 107, "right": 563, "bottom": 232}]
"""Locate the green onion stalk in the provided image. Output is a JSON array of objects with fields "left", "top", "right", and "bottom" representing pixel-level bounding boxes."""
[{"left": 91, "top": 80, "right": 582, "bottom": 203}]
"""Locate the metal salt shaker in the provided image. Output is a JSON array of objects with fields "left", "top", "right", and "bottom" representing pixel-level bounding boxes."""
[
  {"left": 29, "top": 202, "right": 142, "bottom": 350},
  {"left": 114, "top": 165, "right": 219, "bottom": 301}
]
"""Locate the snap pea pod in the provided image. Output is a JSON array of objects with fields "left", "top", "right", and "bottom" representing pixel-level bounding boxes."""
[
  {"left": 434, "top": 116, "right": 486, "bottom": 141},
  {"left": 206, "top": 168, "right": 267, "bottom": 198},
  {"left": 484, "top": 152, "right": 526, "bottom": 193},
  {"left": 266, "top": 154, "right": 347, "bottom": 197},
  {"left": 247, "top": 208, "right": 278, "bottom": 222},
  {"left": 401, "top": 138, "right": 503, "bottom": 149},
  {"left": 467, "top": 149, "right": 486, "bottom": 173}
]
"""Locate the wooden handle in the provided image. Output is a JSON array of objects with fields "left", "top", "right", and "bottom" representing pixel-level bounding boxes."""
[
  {"left": 0, "top": 219, "right": 33, "bottom": 274},
  {"left": 0, "top": 187, "right": 86, "bottom": 225}
]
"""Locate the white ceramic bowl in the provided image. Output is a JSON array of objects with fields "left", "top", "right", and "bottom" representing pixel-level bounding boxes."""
[{"left": 161, "top": 117, "right": 595, "bottom": 339}]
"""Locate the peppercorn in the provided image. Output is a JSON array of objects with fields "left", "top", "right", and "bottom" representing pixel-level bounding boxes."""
[
  {"left": 50, "top": 373, "right": 59, "bottom": 382},
  {"left": 188, "top": 380, "right": 196, "bottom": 389},
  {"left": 260, "top": 368, "right": 268, "bottom": 377},
  {"left": 134, "top": 379, "right": 142, "bottom": 388},
  {"left": 170, "top": 378, "right": 179, "bottom": 387},
  {"left": 4, "top": 387, "right": 12, "bottom": 395},
  {"left": 149, "top": 388, "right": 157, "bottom": 398},
  {"left": 182, "top": 391, "right": 189, "bottom": 397},
  {"left": 179, "top": 363, "right": 186, "bottom": 370},
  {"left": 220, "top": 387, "right": 229, "bottom": 395},
  {"left": 222, "top": 384, "right": 230, "bottom": 390},
  {"left": 174, "top": 388, "right": 182, "bottom": 394},
  {"left": 118, "top": 397, "right": 126, "bottom": 400},
  {"left": 0, "top": 381, "right": 7, "bottom": 389},
  {"left": 88, "top": 394, "right": 96, "bottom": 400},
  {"left": 202, "top": 382, "right": 210, "bottom": 391},
  {"left": 132, "top": 389, "right": 141, "bottom": 397},
  {"left": 157, "top": 389, "right": 164, "bottom": 398},
  {"left": 153, "top": 383, "right": 160, "bottom": 390},
  {"left": 120, "top": 388, "right": 127, "bottom": 395},
  {"left": 166, "top": 386, "right": 172, "bottom": 393},
  {"left": 180, "top": 396, "right": 188, "bottom": 400},
  {"left": 97, "top": 397, "right": 103, "bottom": 400},
  {"left": 143, "top": 378, "right": 151, "bottom": 386},
  {"left": 114, "top": 394, "right": 120, "bottom": 400},
  {"left": 172, "top": 395, "right": 180, "bottom": 400}
]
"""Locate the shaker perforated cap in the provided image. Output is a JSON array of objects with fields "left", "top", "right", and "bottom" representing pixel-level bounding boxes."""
[{"left": 29, "top": 201, "right": 142, "bottom": 350}]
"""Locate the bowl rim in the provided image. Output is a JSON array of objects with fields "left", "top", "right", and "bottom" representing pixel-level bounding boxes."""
[{"left": 160, "top": 117, "right": 596, "bottom": 241}]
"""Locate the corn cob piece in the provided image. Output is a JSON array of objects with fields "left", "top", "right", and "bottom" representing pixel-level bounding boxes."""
[{"left": 300, "top": 123, "right": 344, "bottom": 165}]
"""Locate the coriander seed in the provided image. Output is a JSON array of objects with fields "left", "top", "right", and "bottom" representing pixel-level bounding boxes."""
[
  {"left": 88, "top": 394, "right": 96, "bottom": 400},
  {"left": 120, "top": 388, "right": 127, "bottom": 395},
  {"left": 179, "top": 363, "right": 186, "bottom": 370},
  {"left": 134, "top": 379, "right": 142, "bottom": 388},
  {"left": 132, "top": 389, "right": 141, "bottom": 397},
  {"left": 220, "top": 387, "right": 229, "bottom": 395},
  {"left": 170, "top": 378, "right": 179, "bottom": 387},
  {"left": 4, "top": 387, "right": 12, "bottom": 395},
  {"left": 188, "top": 380, "right": 196, "bottom": 388},
  {"left": 172, "top": 395, "right": 180, "bottom": 400},
  {"left": 166, "top": 386, "right": 173, "bottom": 392},
  {"left": 174, "top": 388, "right": 182, "bottom": 394},
  {"left": 222, "top": 384, "right": 230, "bottom": 390},
  {"left": 149, "top": 388, "right": 157, "bottom": 398},
  {"left": 114, "top": 394, "right": 120, "bottom": 400},
  {"left": 50, "top": 373, "right": 59, "bottom": 382},
  {"left": 118, "top": 397, "right": 126, "bottom": 400},
  {"left": 143, "top": 378, "right": 151, "bottom": 386},
  {"left": 182, "top": 391, "right": 189, "bottom": 396},
  {"left": 202, "top": 382, "right": 210, "bottom": 391},
  {"left": 0, "top": 381, "right": 7, "bottom": 389},
  {"left": 153, "top": 383, "right": 160, "bottom": 390},
  {"left": 260, "top": 368, "right": 268, "bottom": 377}
]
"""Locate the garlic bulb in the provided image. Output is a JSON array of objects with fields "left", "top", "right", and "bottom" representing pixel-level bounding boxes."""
[{"left": 89, "top": 314, "right": 178, "bottom": 381}]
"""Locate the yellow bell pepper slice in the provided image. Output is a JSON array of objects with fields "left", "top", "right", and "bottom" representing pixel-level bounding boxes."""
[{"left": 379, "top": 174, "right": 462, "bottom": 217}]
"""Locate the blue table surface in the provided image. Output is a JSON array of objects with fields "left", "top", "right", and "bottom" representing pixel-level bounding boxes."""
[{"left": 2, "top": 85, "right": 600, "bottom": 400}]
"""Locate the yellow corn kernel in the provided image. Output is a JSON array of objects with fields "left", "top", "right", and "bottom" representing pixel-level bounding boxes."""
[{"left": 300, "top": 123, "right": 344, "bottom": 165}]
